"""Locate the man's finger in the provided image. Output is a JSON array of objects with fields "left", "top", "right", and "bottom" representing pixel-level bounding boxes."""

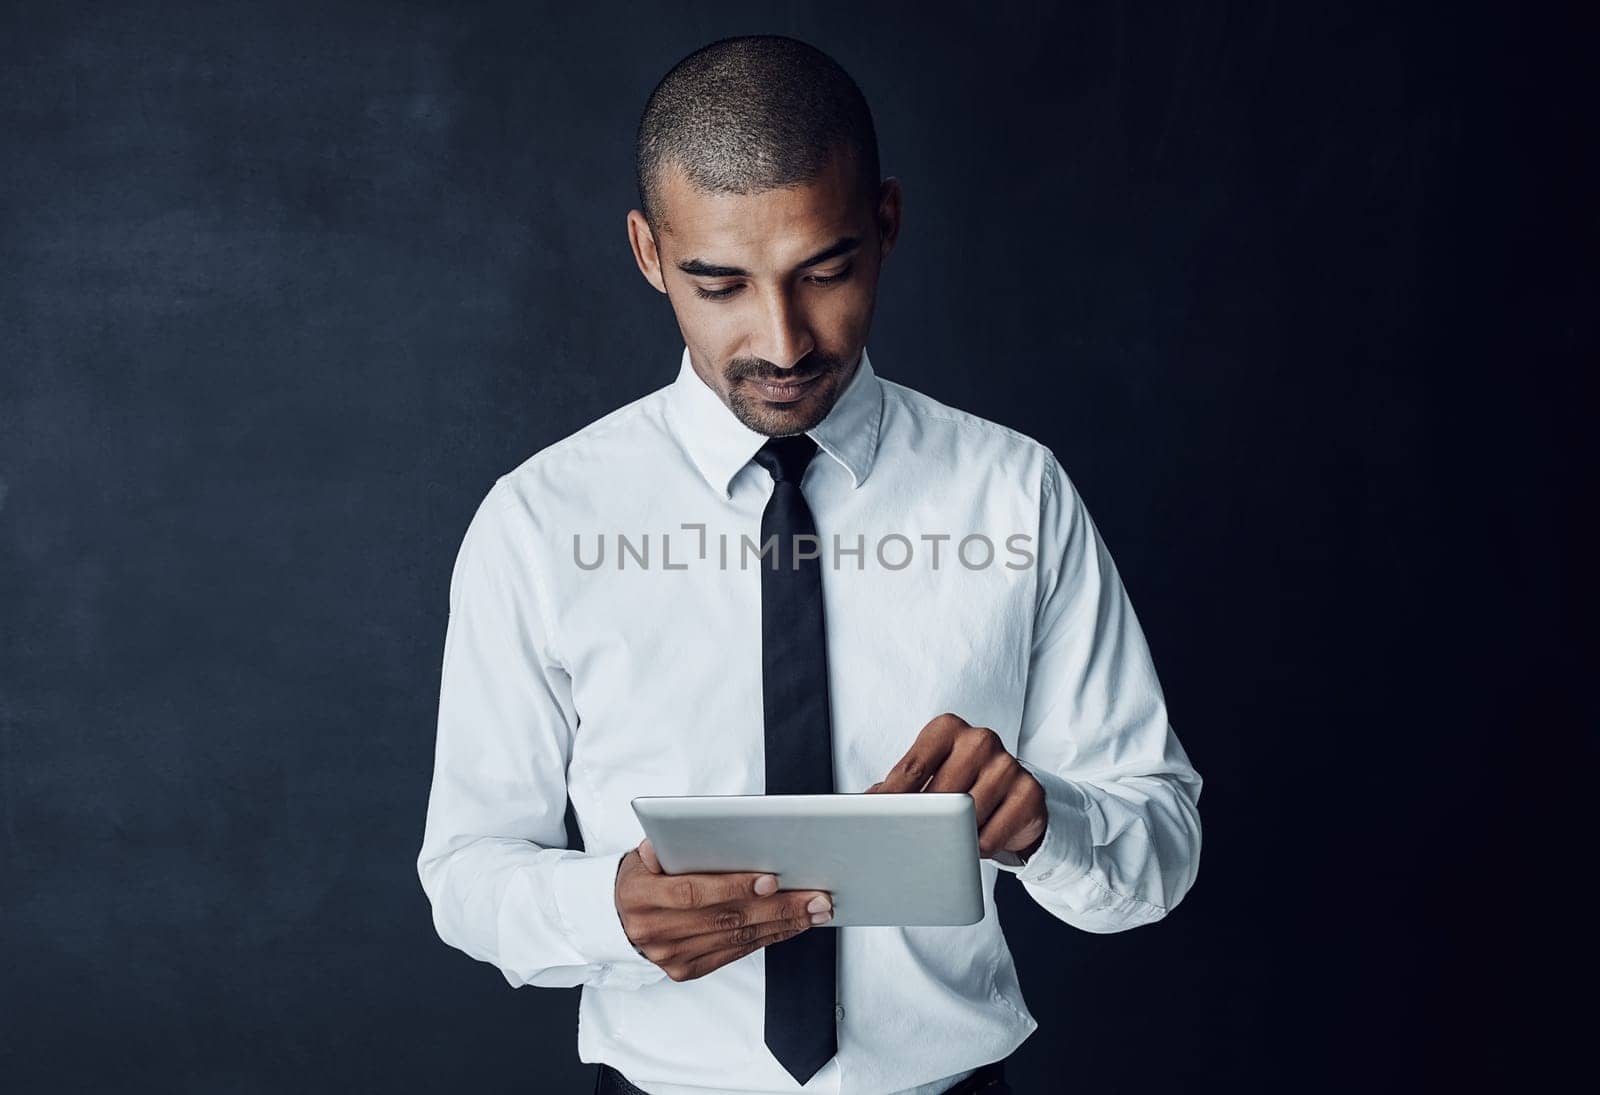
[
  {"left": 874, "top": 712, "right": 967, "bottom": 794},
  {"left": 639, "top": 838, "right": 662, "bottom": 873},
  {"left": 965, "top": 756, "right": 1016, "bottom": 828},
  {"left": 637, "top": 890, "right": 830, "bottom": 945},
  {"left": 979, "top": 780, "right": 1040, "bottom": 859},
  {"left": 649, "top": 909, "right": 825, "bottom": 960},
  {"left": 653, "top": 868, "right": 783, "bottom": 909},
  {"left": 668, "top": 919, "right": 812, "bottom": 982}
]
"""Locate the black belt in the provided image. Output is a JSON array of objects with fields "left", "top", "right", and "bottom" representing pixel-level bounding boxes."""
[{"left": 595, "top": 1058, "right": 1008, "bottom": 1094}]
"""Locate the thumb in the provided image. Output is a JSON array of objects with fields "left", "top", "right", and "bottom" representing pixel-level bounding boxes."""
[{"left": 638, "top": 837, "right": 663, "bottom": 873}]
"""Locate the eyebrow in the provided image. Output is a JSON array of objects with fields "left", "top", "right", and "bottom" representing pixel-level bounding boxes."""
[{"left": 675, "top": 235, "right": 861, "bottom": 278}]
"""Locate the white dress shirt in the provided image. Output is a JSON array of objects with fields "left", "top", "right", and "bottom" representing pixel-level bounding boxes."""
[{"left": 417, "top": 347, "right": 1203, "bottom": 1094}]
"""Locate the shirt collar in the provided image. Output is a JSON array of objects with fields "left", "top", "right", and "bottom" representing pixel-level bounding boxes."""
[{"left": 665, "top": 346, "right": 885, "bottom": 500}]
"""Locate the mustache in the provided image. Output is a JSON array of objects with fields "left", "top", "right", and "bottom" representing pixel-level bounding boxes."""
[{"left": 724, "top": 354, "right": 846, "bottom": 384}]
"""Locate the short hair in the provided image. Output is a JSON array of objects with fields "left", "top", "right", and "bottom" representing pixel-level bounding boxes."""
[{"left": 635, "top": 35, "right": 881, "bottom": 234}]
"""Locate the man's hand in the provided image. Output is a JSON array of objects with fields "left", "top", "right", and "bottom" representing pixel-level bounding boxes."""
[
  {"left": 615, "top": 839, "right": 833, "bottom": 982},
  {"left": 865, "top": 712, "right": 1047, "bottom": 861}
]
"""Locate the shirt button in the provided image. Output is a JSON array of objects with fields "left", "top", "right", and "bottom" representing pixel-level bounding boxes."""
[
  {"left": 835, "top": 1004, "right": 846, "bottom": 1022},
  {"left": 1037, "top": 869, "right": 1054, "bottom": 881}
]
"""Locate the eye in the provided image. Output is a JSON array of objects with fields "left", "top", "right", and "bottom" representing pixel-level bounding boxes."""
[
  {"left": 808, "top": 264, "right": 854, "bottom": 287},
  {"left": 693, "top": 284, "right": 742, "bottom": 302}
]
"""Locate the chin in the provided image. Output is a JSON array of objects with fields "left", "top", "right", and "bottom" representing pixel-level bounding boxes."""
[{"left": 733, "top": 390, "right": 834, "bottom": 436}]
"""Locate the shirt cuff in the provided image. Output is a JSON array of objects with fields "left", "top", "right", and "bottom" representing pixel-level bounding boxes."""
[
  {"left": 551, "top": 849, "right": 669, "bottom": 986},
  {"left": 989, "top": 759, "right": 1094, "bottom": 886}
]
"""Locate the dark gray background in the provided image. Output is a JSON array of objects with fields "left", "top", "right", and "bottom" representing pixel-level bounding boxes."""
[{"left": 1, "top": 1, "right": 1586, "bottom": 1091}]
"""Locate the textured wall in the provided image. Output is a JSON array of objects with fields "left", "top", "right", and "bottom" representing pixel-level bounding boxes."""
[{"left": 0, "top": 1, "right": 1584, "bottom": 1091}]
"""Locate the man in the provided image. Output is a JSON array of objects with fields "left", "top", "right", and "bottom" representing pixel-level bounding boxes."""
[{"left": 417, "top": 34, "right": 1201, "bottom": 1095}]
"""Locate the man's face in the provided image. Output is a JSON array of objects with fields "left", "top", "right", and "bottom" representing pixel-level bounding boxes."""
[{"left": 628, "top": 152, "right": 901, "bottom": 436}]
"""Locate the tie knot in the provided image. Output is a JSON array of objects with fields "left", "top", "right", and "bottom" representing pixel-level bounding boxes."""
[{"left": 752, "top": 434, "right": 819, "bottom": 484}]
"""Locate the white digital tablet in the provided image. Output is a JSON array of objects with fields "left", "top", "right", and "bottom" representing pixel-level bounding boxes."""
[{"left": 630, "top": 792, "right": 985, "bottom": 927}]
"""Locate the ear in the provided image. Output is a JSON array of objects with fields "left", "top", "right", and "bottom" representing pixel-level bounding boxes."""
[
  {"left": 875, "top": 177, "right": 903, "bottom": 261},
  {"left": 627, "top": 209, "right": 668, "bottom": 294}
]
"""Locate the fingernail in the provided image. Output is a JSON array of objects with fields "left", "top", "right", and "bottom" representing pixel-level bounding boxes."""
[
  {"left": 810, "top": 910, "right": 833, "bottom": 925},
  {"left": 806, "top": 895, "right": 831, "bottom": 914},
  {"left": 755, "top": 875, "right": 778, "bottom": 895}
]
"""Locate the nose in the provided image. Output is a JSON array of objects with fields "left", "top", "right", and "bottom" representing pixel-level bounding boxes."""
[{"left": 751, "top": 286, "right": 815, "bottom": 370}]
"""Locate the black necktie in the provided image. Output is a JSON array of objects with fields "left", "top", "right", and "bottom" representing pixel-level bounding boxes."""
[{"left": 752, "top": 434, "right": 838, "bottom": 1087}]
